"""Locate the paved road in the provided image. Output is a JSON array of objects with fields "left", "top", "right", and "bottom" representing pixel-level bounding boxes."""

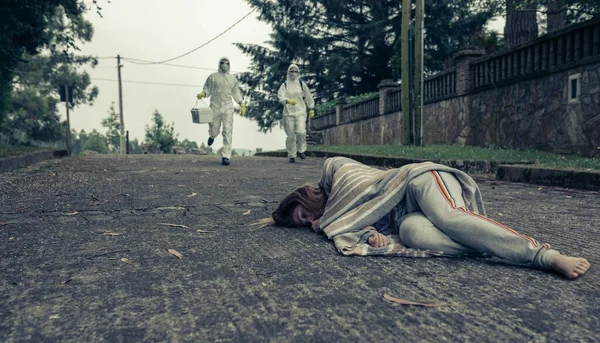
[{"left": 1, "top": 155, "right": 598, "bottom": 342}]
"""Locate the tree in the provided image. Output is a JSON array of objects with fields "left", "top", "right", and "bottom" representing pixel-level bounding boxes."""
[
  {"left": 0, "top": 0, "right": 104, "bottom": 126},
  {"left": 179, "top": 138, "right": 199, "bottom": 152},
  {"left": 504, "top": 0, "right": 539, "bottom": 49},
  {"left": 3, "top": 6, "right": 99, "bottom": 145},
  {"left": 101, "top": 103, "right": 121, "bottom": 153},
  {"left": 129, "top": 138, "right": 142, "bottom": 154},
  {"left": 503, "top": 0, "right": 598, "bottom": 44},
  {"left": 82, "top": 129, "right": 108, "bottom": 154},
  {"left": 144, "top": 110, "right": 178, "bottom": 154},
  {"left": 236, "top": 0, "right": 501, "bottom": 131},
  {"left": 71, "top": 129, "right": 88, "bottom": 154},
  {"left": 1, "top": 87, "right": 65, "bottom": 145}
]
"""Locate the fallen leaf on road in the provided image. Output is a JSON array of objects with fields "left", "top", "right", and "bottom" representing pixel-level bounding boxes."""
[
  {"left": 61, "top": 279, "right": 72, "bottom": 285},
  {"left": 383, "top": 294, "right": 450, "bottom": 307},
  {"left": 196, "top": 229, "right": 214, "bottom": 233},
  {"left": 497, "top": 212, "right": 504, "bottom": 216},
  {"left": 565, "top": 195, "right": 573, "bottom": 199},
  {"left": 217, "top": 184, "right": 226, "bottom": 187},
  {"left": 186, "top": 192, "right": 198, "bottom": 197},
  {"left": 159, "top": 223, "right": 190, "bottom": 229},
  {"left": 537, "top": 187, "right": 543, "bottom": 190},
  {"left": 177, "top": 185, "right": 185, "bottom": 187},
  {"left": 168, "top": 249, "right": 183, "bottom": 259},
  {"left": 102, "top": 231, "right": 122, "bottom": 236},
  {"left": 243, "top": 210, "right": 251, "bottom": 215},
  {"left": 90, "top": 200, "right": 109, "bottom": 206},
  {"left": 121, "top": 258, "right": 135, "bottom": 265},
  {"left": 9, "top": 237, "right": 14, "bottom": 240},
  {"left": 63, "top": 211, "right": 79, "bottom": 216}
]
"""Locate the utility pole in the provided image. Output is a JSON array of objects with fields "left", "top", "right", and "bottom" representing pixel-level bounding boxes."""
[
  {"left": 414, "top": 0, "right": 425, "bottom": 146},
  {"left": 117, "top": 55, "right": 126, "bottom": 155},
  {"left": 65, "top": 86, "right": 72, "bottom": 155},
  {"left": 401, "top": 0, "right": 411, "bottom": 145}
]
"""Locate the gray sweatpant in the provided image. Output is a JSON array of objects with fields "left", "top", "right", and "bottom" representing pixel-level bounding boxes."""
[{"left": 398, "top": 171, "right": 559, "bottom": 270}]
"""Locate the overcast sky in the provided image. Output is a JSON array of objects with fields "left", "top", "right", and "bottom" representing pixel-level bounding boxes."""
[
  {"left": 64, "top": 0, "right": 505, "bottom": 153},
  {"left": 66, "top": 0, "right": 282, "bottom": 153}
]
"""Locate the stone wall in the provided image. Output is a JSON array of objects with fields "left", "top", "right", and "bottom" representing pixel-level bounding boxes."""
[{"left": 423, "top": 61, "right": 600, "bottom": 155}]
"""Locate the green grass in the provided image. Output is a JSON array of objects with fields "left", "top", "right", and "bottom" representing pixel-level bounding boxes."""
[
  {"left": 307, "top": 144, "right": 600, "bottom": 171},
  {"left": 0, "top": 144, "right": 54, "bottom": 158}
]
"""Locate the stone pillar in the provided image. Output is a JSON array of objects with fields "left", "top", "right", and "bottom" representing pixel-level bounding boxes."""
[
  {"left": 378, "top": 79, "right": 398, "bottom": 115},
  {"left": 335, "top": 97, "right": 346, "bottom": 125},
  {"left": 455, "top": 49, "right": 485, "bottom": 95}
]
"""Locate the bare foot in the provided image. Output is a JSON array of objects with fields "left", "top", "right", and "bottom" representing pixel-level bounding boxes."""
[{"left": 551, "top": 254, "right": 590, "bottom": 279}]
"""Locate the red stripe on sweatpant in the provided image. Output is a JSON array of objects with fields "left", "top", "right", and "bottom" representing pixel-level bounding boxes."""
[
  {"left": 430, "top": 171, "right": 540, "bottom": 248},
  {"left": 467, "top": 211, "right": 540, "bottom": 248}
]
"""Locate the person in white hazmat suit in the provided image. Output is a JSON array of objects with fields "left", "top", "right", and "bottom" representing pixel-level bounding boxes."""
[
  {"left": 277, "top": 64, "right": 315, "bottom": 163},
  {"left": 197, "top": 57, "right": 246, "bottom": 166}
]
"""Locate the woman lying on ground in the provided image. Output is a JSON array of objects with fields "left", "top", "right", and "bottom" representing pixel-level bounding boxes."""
[{"left": 261, "top": 157, "right": 590, "bottom": 279}]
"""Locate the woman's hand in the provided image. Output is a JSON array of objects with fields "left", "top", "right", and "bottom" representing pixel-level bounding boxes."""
[
  {"left": 367, "top": 231, "right": 389, "bottom": 248},
  {"left": 311, "top": 219, "right": 320, "bottom": 232}
]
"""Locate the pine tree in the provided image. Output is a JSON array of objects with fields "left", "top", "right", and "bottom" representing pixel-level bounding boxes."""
[{"left": 236, "top": 0, "right": 501, "bottom": 131}]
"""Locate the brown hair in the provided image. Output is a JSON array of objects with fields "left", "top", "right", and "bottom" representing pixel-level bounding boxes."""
[{"left": 271, "top": 184, "right": 327, "bottom": 227}]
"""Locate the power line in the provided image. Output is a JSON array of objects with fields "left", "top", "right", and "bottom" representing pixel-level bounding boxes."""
[
  {"left": 121, "top": 58, "right": 216, "bottom": 72},
  {"left": 13, "top": 70, "right": 203, "bottom": 88},
  {"left": 120, "top": 57, "right": 243, "bottom": 73},
  {"left": 92, "top": 77, "right": 202, "bottom": 88},
  {"left": 130, "top": 8, "right": 256, "bottom": 65}
]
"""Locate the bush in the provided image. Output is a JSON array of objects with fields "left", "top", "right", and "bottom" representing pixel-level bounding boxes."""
[{"left": 82, "top": 134, "right": 108, "bottom": 154}]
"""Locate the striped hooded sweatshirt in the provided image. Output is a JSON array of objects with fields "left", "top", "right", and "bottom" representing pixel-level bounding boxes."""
[{"left": 317, "top": 157, "right": 486, "bottom": 254}]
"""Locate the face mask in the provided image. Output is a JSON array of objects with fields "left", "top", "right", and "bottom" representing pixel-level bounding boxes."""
[
  {"left": 219, "top": 61, "right": 230, "bottom": 73},
  {"left": 289, "top": 72, "right": 298, "bottom": 81}
]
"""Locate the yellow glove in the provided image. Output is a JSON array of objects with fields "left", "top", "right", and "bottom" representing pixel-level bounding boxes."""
[
  {"left": 309, "top": 109, "right": 315, "bottom": 118},
  {"left": 239, "top": 103, "right": 246, "bottom": 117},
  {"left": 286, "top": 99, "right": 297, "bottom": 105},
  {"left": 197, "top": 91, "right": 206, "bottom": 99}
]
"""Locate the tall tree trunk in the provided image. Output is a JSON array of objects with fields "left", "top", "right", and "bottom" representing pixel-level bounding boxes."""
[
  {"left": 504, "top": 0, "right": 538, "bottom": 50},
  {"left": 547, "top": 0, "right": 566, "bottom": 33}
]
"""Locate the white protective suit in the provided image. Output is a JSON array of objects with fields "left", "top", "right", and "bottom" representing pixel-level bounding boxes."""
[
  {"left": 277, "top": 64, "right": 315, "bottom": 158},
  {"left": 202, "top": 57, "right": 243, "bottom": 159}
]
